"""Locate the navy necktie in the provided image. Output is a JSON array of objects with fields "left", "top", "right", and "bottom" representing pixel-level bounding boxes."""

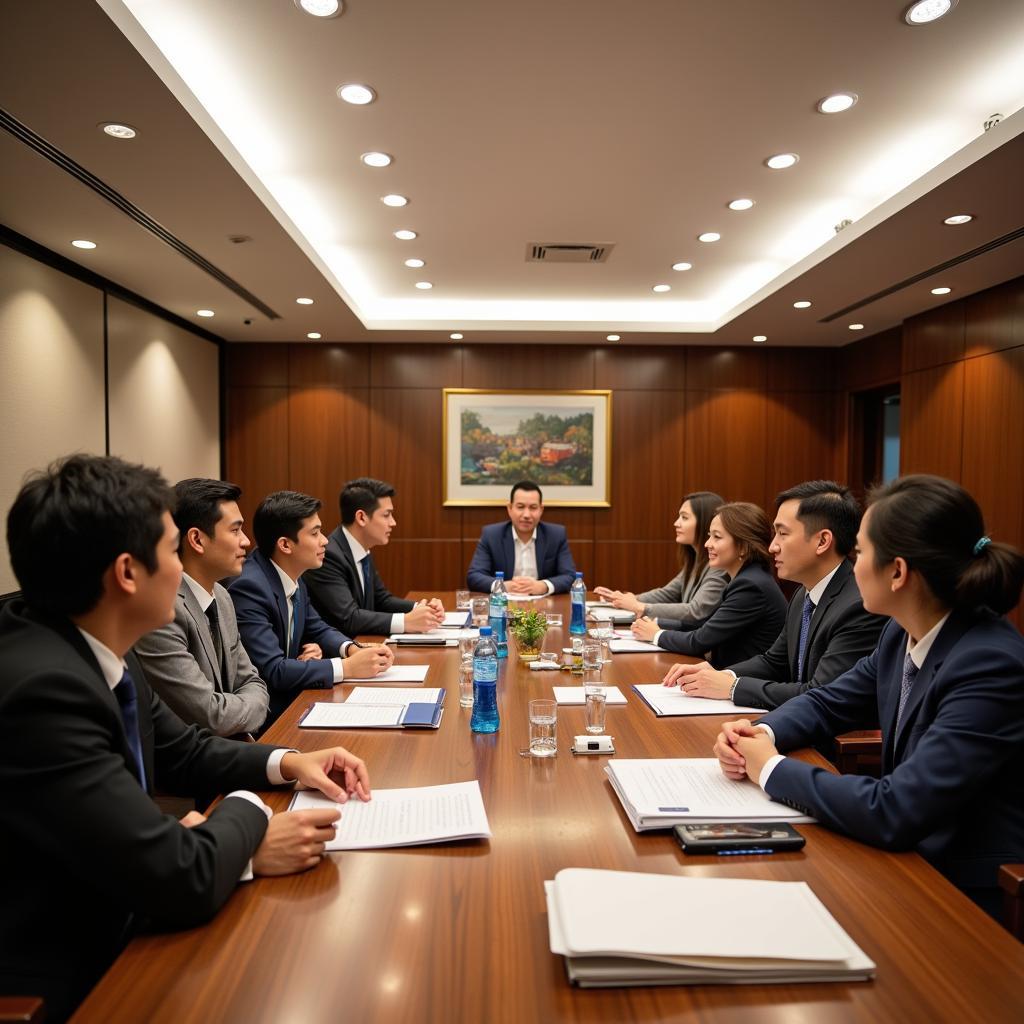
[
  {"left": 288, "top": 593, "right": 300, "bottom": 657},
  {"left": 795, "top": 594, "right": 813, "bottom": 682},
  {"left": 361, "top": 556, "right": 372, "bottom": 608},
  {"left": 895, "top": 653, "right": 920, "bottom": 731},
  {"left": 114, "top": 668, "right": 147, "bottom": 791}
]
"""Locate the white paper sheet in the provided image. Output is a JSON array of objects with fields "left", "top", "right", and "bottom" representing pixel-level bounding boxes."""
[
  {"left": 300, "top": 703, "right": 405, "bottom": 728},
  {"left": 387, "top": 633, "right": 457, "bottom": 645},
  {"left": 609, "top": 637, "right": 661, "bottom": 653},
  {"left": 588, "top": 607, "right": 635, "bottom": 623},
  {"left": 553, "top": 686, "right": 628, "bottom": 705},
  {"left": 505, "top": 592, "right": 545, "bottom": 602},
  {"left": 632, "top": 683, "right": 761, "bottom": 716},
  {"left": 346, "top": 687, "right": 442, "bottom": 706},
  {"left": 291, "top": 781, "right": 491, "bottom": 849},
  {"left": 344, "top": 664, "right": 431, "bottom": 683},
  {"left": 439, "top": 612, "right": 473, "bottom": 627}
]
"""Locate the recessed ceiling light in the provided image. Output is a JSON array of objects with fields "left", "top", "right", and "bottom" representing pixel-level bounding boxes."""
[
  {"left": 765, "top": 153, "right": 799, "bottom": 170},
  {"left": 337, "top": 83, "right": 376, "bottom": 106},
  {"left": 848, "top": 323, "right": 865, "bottom": 331},
  {"left": 404, "top": 258, "right": 425, "bottom": 268},
  {"left": 698, "top": 232, "right": 721, "bottom": 243},
  {"left": 793, "top": 300, "right": 812, "bottom": 309},
  {"left": 606, "top": 334, "right": 621, "bottom": 341},
  {"left": 394, "top": 229, "right": 417, "bottom": 240},
  {"left": 71, "top": 239, "right": 96, "bottom": 249},
  {"left": 671, "top": 261, "right": 693, "bottom": 272},
  {"left": 904, "top": 0, "right": 957, "bottom": 25},
  {"left": 381, "top": 194, "right": 408, "bottom": 207},
  {"left": 360, "top": 151, "right": 393, "bottom": 168},
  {"left": 817, "top": 93, "right": 858, "bottom": 114},
  {"left": 727, "top": 198, "right": 754, "bottom": 211},
  {"left": 296, "top": 297, "right": 314, "bottom": 305},
  {"left": 943, "top": 213, "right": 973, "bottom": 225},
  {"left": 449, "top": 333, "right": 463, "bottom": 340},
  {"left": 100, "top": 122, "right": 136, "bottom": 139},
  {"left": 196, "top": 309, "right": 215, "bottom": 318},
  {"left": 652, "top": 284, "right": 671, "bottom": 293},
  {"left": 415, "top": 281, "right": 433, "bottom": 290},
  {"left": 752, "top": 335, "right": 767, "bottom": 343},
  {"left": 295, "top": 0, "right": 342, "bottom": 16},
  {"left": 931, "top": 286, "right": 952, "bottom": 295},
  {"left": 307, "top": 332, "right": 322, "bottom": 340}
]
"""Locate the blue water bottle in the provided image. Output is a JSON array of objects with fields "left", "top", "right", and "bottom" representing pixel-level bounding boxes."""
[
  {"left": 489, "top": 571, "right": 508, "bottom": 659},
  {"left": 569, "top": 571, "right": 587, "bottom": 635},
  {"left": 470, "top": 626, "right": 500, "bottom": 733}
]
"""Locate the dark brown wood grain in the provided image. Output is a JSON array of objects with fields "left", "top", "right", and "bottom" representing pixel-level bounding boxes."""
[
  {"left": 900, "top": 362, "right": 964, "bottom": 480},
  {"left": 902, "top": 301, "right": 966, "bottom": 373},
  {"left": 224, "top": 386, "right": 289, "bottom": 526},
  {"left": 72, "top": 596, "right": 1024, "bottom": 1023}
]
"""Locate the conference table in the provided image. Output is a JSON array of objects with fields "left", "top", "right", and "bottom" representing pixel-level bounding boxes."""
[{"left": 73, "top": 594, "right": 1024, "bottom": 1023}]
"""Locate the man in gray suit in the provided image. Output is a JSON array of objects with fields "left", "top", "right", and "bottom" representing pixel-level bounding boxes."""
[
  {"left": 663, "top": 481, "right": 887, "bottom": 710},
  {"left": 135, "top": 479, "right": 268, "bottom": 737}
]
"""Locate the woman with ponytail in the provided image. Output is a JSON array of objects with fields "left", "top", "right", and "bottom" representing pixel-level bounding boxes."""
[{"left": 713, "top": 474, "right": 1024, "bottom": 915}]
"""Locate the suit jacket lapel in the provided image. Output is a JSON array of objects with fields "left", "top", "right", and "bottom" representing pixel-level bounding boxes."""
[
  {"left": 786, "top": 588, "right": 806, "bottom": 678},
  {"left": 501, "top": 524, "right": 516, "bottom": 578},
  {"left": 179, "top": 581, "right": 222, "bottom": 685},
  {"left": 534, "top": 524, "right": 547, "bottom": 578},
  {"left": 254, "top": 551, "right": 290, "bottom": 645},
  {"left": 804, "top": 561, "right": 852, "bottom": 657},
  {"left": 334, "top": 527, "right": 369, "bottom": 609}
]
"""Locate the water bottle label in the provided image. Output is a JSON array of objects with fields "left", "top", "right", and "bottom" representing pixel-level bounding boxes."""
[{"left": 473, "top": 658, "right": 498, "bottom": 684}]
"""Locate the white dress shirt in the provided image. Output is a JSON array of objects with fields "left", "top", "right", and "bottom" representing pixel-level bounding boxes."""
[
  {"left": 513, "top": 529, "right": 554, "bottom": 595},
  {"left": 270, "top": 560, "right": 347, "bottom": 681},
  {"left": 182, "top": 571, "right": 215, "bottom": 612},
  {"left": 342, "top": 526, "right": 405, "bottom": 633}
]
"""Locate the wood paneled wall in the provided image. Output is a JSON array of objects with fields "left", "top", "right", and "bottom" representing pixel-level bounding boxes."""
[{"left": 225, "top": 344, "right": 841, "bottom": 596}]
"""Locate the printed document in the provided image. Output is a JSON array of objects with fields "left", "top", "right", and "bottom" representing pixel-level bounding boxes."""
[
  {"left": 632, "top": 683, "right": 760, "bottom": 716},
  {"left": 345, "top": 664, "right": 431, "bottom": 683}
]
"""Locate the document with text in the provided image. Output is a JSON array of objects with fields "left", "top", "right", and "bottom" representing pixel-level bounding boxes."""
[
  {"left": 632, "top": 683, "right": 761, "bottom": 717},
  {"left": 609, "top": 637, "right": 661, "bottom": 653},
  {"left": 346, "top": 686, "right": 443, "bottom": 706},
  {"left": 299, "top": 703, "right": 406, "bottom": 728},
  {"left": 439, "top": 612, "right": 473, "bottom": 627},
  {"left": 291, "top": 780, "right": 491, "bottom": 849},
  {"left": 345, "top": 664, "right": 431, "bottom": 683}
]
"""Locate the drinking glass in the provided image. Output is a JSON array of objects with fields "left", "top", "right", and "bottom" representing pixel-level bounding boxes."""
[
  {"left": 528, "top": 699, "right": 557, "bottom": 757},
  {"left": 584, "top": 691, "right": 607, "bottom": 734},
  {"left": 458, "top": 658, "right": 474, "bottom": 708},
  {"left": 458, "top": 634, "right": 478, "bottom": 661},
  {"left": 588, "top": 626, "right": 614, "bottom": 664},
  {"left": 582, "top": 640, "right": 602, "bottom": 671},
  {"left": 455, "top": 589, "right": 471, "bottom": 610},
  {"left": 471, "top": 597, "right": 489, "bottom": 627}
]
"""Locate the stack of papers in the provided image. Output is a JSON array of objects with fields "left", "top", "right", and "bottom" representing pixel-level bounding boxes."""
[
  {"left": 299, "top": 687, "right": 445, "bottom": 729},
  {"left": 505, "top": 592, "right": 545, "bottom": 602},
  {"left": 290, "top": 780, "right": 491, "bottom": 848},
  {"left": 609, "top": 637, "right": 661, "bottom": 653},
  {"left": 552, "top": 686, "right": 628, "bottom": 705},
  {"left": 588, "top": 607, "right": 636, "bottom": 624},
  {"left": 439, "top": 612, "right": 473, "bottom": 628},
  {"left": 546, "top": 868, "right": 874, "bottom": 987},
  {"left": 345, "top": 664, "right": 431, "bottom": 683},
  {"left": 632, "top": 684, "right": 761, "bottom": 717},
  {"left": 606, "top": 759, "right": 815, "bottom": 830},
  {"left": 387, "top": 634, "right": 456, "bottom": 645}
]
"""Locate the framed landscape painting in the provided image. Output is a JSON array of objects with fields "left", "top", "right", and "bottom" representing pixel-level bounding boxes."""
[{"left": 443, "top": 389, "right": 611, "bottom": 507}]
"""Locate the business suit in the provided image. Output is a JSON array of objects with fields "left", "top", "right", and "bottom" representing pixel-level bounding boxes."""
[
  {"left": 134, "top": 579, "right": 269, "bottom": 736},
  {"left": 729, "top": 560, "right": 888, "bottom": 710},
  {"left": 655, "top": 562, "right": 787, "bottom": 668},
  {"left": 637, "top": 563, "right": 729, "bottom": 626},
  {"left": 759, "top": 612, "right": 1024, "bottom": 901},
  {"left": 228, "top": 549, "right": 350, "bottom": 723},
  {"left": 0, "top": 602, "right": 282, "bottom": 1021},
  {"left": 305, "top": 526, "right": 413, "bottom": 637},
  {"left": 466, "top": 521, "right": 576, "bottom": 593}
]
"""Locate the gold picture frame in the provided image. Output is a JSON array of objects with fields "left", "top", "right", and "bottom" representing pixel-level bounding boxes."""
[{"left": 443, "top": 389, "right": 612, "bottom": 507}]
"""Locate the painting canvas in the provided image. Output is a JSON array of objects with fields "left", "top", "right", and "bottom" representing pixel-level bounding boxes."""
[{"left": 443, "top": 390, "right": 611, "bottom": 506}]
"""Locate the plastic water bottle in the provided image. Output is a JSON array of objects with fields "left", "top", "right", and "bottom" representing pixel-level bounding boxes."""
[
  {"left": 570, "top": 571, "right": 587, "bottom": 635},
  {"left": 470, "top": 626, "right": 500, "bottom": 733},
  {"left": 489, "top": 571, "right": 508, "bottom": 659}
]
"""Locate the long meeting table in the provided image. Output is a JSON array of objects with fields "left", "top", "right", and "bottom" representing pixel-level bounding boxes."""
[{"left": 73, "top": 593, "right": 1024, "bottom": 1022}]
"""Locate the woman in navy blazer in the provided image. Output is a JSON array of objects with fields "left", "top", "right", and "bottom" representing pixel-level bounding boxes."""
[
  {"left": 633, "top": 502, "right": 787, "bottom": 667},
  {"left": 715, "top": 475, "right": 1024, "bottom": 914}
]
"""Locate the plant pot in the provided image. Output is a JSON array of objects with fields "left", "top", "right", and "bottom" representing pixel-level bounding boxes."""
[{"left": 516, "top": 642, "right": 541, "bottom": 662}]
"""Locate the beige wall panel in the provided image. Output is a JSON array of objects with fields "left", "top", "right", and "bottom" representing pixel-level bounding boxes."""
[
  {"left": 107, "top": 296, "right": 220, "bottom": 484},
  {"left": 0, "top": 245, "right": 106, "bottom": 593}
]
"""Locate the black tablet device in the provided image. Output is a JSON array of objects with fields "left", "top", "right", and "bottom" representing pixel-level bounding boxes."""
[{"left": 673, "top": 822, "right": 806, "bottom": 855}]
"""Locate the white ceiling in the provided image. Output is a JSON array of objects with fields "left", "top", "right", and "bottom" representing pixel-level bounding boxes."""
[{"left": 2, "top": 0, "right": 1023, "bottom": 345}]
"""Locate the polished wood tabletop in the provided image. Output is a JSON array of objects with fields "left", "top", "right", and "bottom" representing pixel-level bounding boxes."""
[{"left": 73, "top": 594, "right": 1024, "bottom": 1023}]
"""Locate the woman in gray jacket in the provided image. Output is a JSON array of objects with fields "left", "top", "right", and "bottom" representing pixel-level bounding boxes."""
[{"left": 595, "top": 491, "right": 728, "bottom": 628}]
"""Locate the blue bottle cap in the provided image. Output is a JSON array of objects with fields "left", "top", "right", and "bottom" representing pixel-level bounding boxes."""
[
  {"left": 479, "top": 626, "right": 493, "bottom": 636},
  {"left": 575, "top": 571, "right": 583, "bottom": 577},
  {"left": 495, "top": 571, "right": 505, "bottom": 578}
]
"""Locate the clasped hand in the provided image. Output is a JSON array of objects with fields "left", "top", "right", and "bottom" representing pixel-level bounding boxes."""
[{"left": 712, "top": 719, "right": 778, "bottom": 784}]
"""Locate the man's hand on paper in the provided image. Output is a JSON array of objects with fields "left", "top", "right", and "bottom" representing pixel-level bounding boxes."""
[
  {"left": 669, "top": 663, "right": 733, "bottom": 699},
  {"left": 344, "top": 644, "right": 393, "bottom": 676},
  {"left": 281, "top": 746, "right": 372, "bottom": 803},
  {"left": 406, "top": 601, "right": 444, "bottom": 632},
  {"left": 631, "top": 616, "right": 659, "bottom": 642},
  {"left": 662, "top": 660, "right": 711, "bottom": 687},
  {"left": 252, "top": 808, "right": 341, "bottom": 875}
]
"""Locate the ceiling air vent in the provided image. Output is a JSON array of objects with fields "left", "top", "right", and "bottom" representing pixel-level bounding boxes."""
[{"left": 527, "top": 242, "right": 614, "bottom": 263}]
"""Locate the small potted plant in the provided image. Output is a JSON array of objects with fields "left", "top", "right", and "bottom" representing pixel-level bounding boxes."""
[{"left": 508, "top": 607, "right": 549, "bottom": 662}]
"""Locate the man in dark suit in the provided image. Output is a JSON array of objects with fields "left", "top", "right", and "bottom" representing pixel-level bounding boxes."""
[
  {"left": 0, "top": 456, "right": 371, "bottom": 1022},
  {"left": 228, "top": 490, "right": 393, "bottom": 726},
  {"left": 135, "top": 478, "right": 268, "bottom": 736},
  {"left": 305, "top": 477, "right": 445, "bottom": 637},
  {"left": 466, "top": 480, "right": 576, "bottom": 594},
  {"left": 663, "top": 481, "right": 886, "bottom": 708}
]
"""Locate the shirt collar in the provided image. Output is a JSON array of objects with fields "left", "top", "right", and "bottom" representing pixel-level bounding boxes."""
[
  {"left": 271, "top": 558, "right": 299, "bottom": 599},
  {"left": 342, "top": 526, "right": 369, "bottom": 564},
  {"left": 76, "top": 627, "right": 126, "bottom": 691},
  {"left": 182, "top": 572, "right": 215, "bottom": 612},
  {"left": 512, "top": 528, "right": 538, "bottom": 547},
  {"left": 906, "top": 612, "right": 952, "bottom": 670},
  {"left": 807, "top": 561, "right": 843, "bottom": 607}
]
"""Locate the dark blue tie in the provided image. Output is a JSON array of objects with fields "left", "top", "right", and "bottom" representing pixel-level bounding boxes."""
[
  {"left": 288, "top": 593, "right": 300, "bottom": 657},
  {"left": 114, "top": 668, "right": 147, "bottom": 791},
  {"left": 361, "top": 556, "right": 372, "bottom": 608},
  {"left": 795, "top": 594, "right": 813, "bottom": 682},
  {"left": 896, "top": 653, "right": 920, "bottom": 731}
]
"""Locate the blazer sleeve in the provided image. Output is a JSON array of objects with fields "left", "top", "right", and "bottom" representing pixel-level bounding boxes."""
[
  {"left": 762, "top": 637, "right": 1024, "bottom": 851},
  {"left": 467, "top": 532, "right": 498, "bottom": 592},
  {"left": 655, "top": 574, "right": 768, "bottom": 657},
  {"left": 544, "top": 526, "right": 577, "bottom": 594},
  {"left": 229, "top": 574, "right": 335, "bottom": 694},
  {"left": 299, "top": 584, "right": 350, "bottom": 656},
  {"left": 645, "top": 569, "right": 728, "bottom": 626},
  {"left": 370, "top": 562, "right": 414, "bottom": 616},
  {"left": 728, "top": 624, "right": 793, "bottom": 707},
  {"left": 305, "top": 548, "right": 407, "bottom": 637}
]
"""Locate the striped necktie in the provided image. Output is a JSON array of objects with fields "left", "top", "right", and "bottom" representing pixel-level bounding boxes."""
[
  {"left": 114, "top": 668, "right": 147, "bottom": 791},
  {"left": 895, "top": 653, "right": 920, "bottom": 731},
  {"left": 795, "top": 595, "right": 813, "bottom": 683}
]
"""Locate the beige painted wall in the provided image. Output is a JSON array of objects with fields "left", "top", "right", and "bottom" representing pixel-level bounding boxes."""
[
  {"left": 107, "top": 296, "right": 220, "bottom": 484},
  {"left": 0, "top": 246, "right": 106, "bottom": 593}
]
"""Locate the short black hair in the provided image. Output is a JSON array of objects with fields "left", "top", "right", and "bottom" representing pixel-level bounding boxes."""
[
  {"left": 776, "top": 480, "right": 860, "bottom": 557},
  {"left": 173, "top": 478, "right": 242, "bottom": 552},
  {"left": 340, "top": 478, "right": 395, "bottom": 525},
  {"left": 253, "top": 491, "right": 322, "bottom": 558},
  {"left": 7, "top": 453, "right": 175, "bottom": 617},
  {"left": 510, "top": 480, "right": 543, "bottom": 503}
]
